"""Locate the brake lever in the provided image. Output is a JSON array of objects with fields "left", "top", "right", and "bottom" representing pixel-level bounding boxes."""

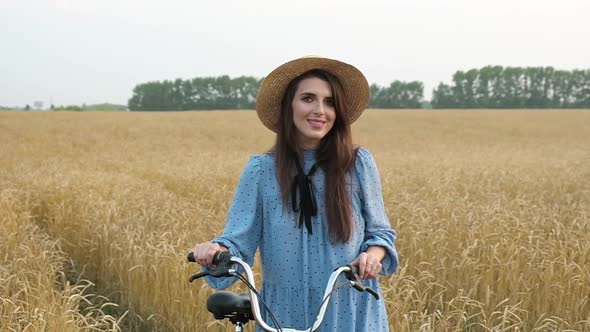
[
  {"left": 364, "top": 286, "right": 380, "bottom": 300},
  {"left": 188, "top": 251, "right": 235, "bottom": 283},
  {"left": 344, "top": 264, "right": 380, "bottom": 300},
  {"left": 189, "top": 271, "right": 209, "bottom": 282}
]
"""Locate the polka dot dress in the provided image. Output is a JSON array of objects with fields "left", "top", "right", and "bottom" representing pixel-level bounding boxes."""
[{"left": 204, "top": 147, "right": 398, "bottom": 331}]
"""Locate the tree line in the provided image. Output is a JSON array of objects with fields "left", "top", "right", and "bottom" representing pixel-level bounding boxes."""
[
  {"left": 128, "top": 77, "right": 261, "bottom": 111},
  {"left": 2, "top": 103, "right": 128, "bottom": 112},
  {"left": 432, "top": 67, "right": 590, "bottom": 108},
  {"left": 128, "top": 77, "right": 425, "bottom": 111},
  {"left": 128, "top": 66, "right": 590, "bottom": 111}
]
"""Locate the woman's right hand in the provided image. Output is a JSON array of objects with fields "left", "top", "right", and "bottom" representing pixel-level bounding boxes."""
[{"left": 191, "top": 242, "right": 228, "bottom": 268}]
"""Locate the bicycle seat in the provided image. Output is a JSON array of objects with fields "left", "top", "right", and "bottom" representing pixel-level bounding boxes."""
[{"left": 207, "top": 291, "right": 253, "bottom": 322}]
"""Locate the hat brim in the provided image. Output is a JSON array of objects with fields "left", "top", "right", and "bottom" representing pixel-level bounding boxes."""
[{"left": 256, "top": 57, "right": 370, "bottom": 133}]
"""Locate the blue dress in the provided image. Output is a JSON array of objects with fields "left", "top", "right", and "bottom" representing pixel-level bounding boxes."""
[{"left": 204, "top": 147, "right": 398, "bottom": 331}]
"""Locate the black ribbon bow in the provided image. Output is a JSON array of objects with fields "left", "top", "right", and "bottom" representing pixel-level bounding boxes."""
[{"left": 291, "top": 161, "right": 319, "bottom": 234}]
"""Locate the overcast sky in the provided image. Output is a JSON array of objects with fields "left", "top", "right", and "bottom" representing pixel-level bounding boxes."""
[{"left": 1, "top": 0, "right": 588, "bottom": 107}]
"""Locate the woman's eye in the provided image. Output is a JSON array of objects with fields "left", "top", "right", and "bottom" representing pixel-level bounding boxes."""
[
  {"left": 326, "top": 99, "right": 334, "bottom": 107},
  {"left": 302, "top": 96, "right": 313, "bottom": 102}
]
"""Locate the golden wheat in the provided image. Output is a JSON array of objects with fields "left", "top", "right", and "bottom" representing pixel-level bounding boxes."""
[
  {"left": 0, "top": 188, "right": 121, "bottom": 332},
  {"left": 0, "top": 110, "right": 588, "bottom": 331}
]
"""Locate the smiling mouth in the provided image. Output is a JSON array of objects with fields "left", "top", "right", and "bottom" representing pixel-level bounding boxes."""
[{"left": 307, "top": 119, "right": 326, "bottom": 129}]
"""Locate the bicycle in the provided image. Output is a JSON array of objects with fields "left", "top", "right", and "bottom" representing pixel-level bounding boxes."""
[{"left": 187, "top": 251, "right": 380, "bottom": 332}]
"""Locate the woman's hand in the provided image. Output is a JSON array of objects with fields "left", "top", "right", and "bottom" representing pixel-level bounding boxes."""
[
  {"left": 191, "top": 242, "right": 228, "bottom": 268},
  {"left": 351, "top": 246, "right": 386, "bottom": 280}
]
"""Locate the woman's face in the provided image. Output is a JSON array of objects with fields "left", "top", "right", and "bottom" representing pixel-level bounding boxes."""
[{"left": 291, "top": 77, "right": 336, "bottom": 149}]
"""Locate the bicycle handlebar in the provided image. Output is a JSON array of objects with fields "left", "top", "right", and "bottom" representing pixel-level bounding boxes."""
[
  {"left": 187, "top": 251, "right": 379, "bottom": 332},
  {"left": 187, "top": 251, "right": 230, "bottom": 265},
  {"left": 187, "top": 251, "right": 196, "bottom": 262}
]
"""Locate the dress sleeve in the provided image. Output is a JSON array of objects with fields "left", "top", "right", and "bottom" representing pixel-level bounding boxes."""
[
  {"left": 203, "top": 155, "right": 263, "bottom": 289},
  {"left": 355, "top": 147, "right": 399, "bottom": 275}
]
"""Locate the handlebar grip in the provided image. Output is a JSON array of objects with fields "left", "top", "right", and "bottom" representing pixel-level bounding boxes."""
[
  {"left": 187, "top": 251, "right": 231, "bottom": 264},
  {"left": 212, "top": 251, "right": 232, "bottom": 265},
  {"left": 187, "top": 251, "right": 196, "bottom": 262}
]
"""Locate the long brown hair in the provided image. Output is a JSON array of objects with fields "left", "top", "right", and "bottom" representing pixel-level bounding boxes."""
[{"left": 273, "top": 69, "right": 356, "bottom": 243}]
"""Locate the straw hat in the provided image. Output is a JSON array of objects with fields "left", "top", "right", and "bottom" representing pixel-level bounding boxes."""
[{"left": 256, "top": 56, "right": 370, "bottom": 133}]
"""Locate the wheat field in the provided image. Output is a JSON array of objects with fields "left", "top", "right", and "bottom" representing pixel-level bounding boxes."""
[{"left": 0, "top": 110, "right": 589, "bottom": 332}]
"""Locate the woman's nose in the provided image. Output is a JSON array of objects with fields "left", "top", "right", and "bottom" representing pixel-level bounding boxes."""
[{"left": 313, "top": 102, "right": 325, "bottom": 115}]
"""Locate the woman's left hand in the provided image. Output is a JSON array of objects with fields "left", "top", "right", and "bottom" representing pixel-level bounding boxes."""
[{"left": 350, "top": 251, "right": 383, "bottom": 280}]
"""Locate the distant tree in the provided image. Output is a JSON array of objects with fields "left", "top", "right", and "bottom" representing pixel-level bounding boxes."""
[
  {"left": 25, "top": 104, "right": 31, "bottom": 110},
  {"left": 369, "top": 81, "right": 423, "bottom": 108},
  {"left": 431, "top": 83, "right": 455, "bottom": 108},
  {"left": 571, "top": 69, "right": 590, "bottom": 107},
  {"left": 369, "top": 84, "right": 380, "bottom": 102}
]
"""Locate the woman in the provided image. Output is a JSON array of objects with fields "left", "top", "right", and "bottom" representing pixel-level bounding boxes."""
[{"left": 192, "top": 56, "right": 398, "bottom": 331}]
